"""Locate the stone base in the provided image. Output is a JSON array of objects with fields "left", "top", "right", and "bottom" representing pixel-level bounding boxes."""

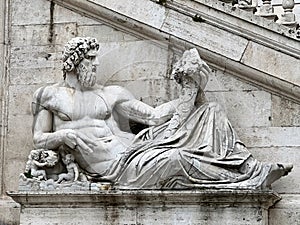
[
  {"left": 0, "top": 198, "right": 20, "bottom": 225},
  {"left": 8, "top": 189, "right": 280, "bottom": 225}
]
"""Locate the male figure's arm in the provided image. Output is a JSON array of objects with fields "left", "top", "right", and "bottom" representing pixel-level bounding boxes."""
[
  {"left": 109, "top": 86, "right": 177, "bottom": 126},
  {"left": 32, "top": 90, "right": 64, "bottom": 150},
  {"left": 33, "top": 160, "right": 47, "bottom": 168},
  {"left": 116, "top": 99, "right": 178, "bottom": 126}
]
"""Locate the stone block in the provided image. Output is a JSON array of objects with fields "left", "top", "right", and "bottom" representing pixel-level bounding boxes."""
[
  {"left": 90, "top": 0, "right": 166, "bottom": 29},
  {"left": 236, "top": 127, "right": 300, "bottom": 148},
  {"left": 162, "top": 10, "right": 249, "bottom": 61},
  {"left": 11, "top": 0, "right": 50, "bottom": 25},
  {"left": 6, "top": 114, "right": 33, "bottom": 160},
  {"left": 3, "top": 158, "right": 28, "bottom": 192},
  {"left": 10, "top": 23, "right": 77, "bottom": 47},
  {"left": 0, "top": 136, "right": 2, "bottom": 196},
  {"left": 9, "top": 44, "right": 65, "bottom": 85},
  {"left": 97, "top": 40, "right": 169, "bottom": 85},
  {"left": 53, "top": 23, "right": 78, "bottom": 44},
  {"left": 271, "top": 94, "right": 300, "bottom": 127},
  {"left": 54, "top": 5, "right": 102, "bottom": 25},
  {"left": 10, "top": 46, "right": 62, "bottom": 70},
  {"left": 8, "top": 190, "right": 280, "bottom": 225},
  {"left": 249, "top": 147, "right": 300, "bottom": 193},
  {"left": 19, "top": 206, "right": 268, "bottom": 225},
  {"left": 241, "top": 41, "right": 300, "bottom": 87},
  {"left": 8, "top": 85, "right": 41, "bottom": 116},
  {"left": 205, "top": 69, "right": 260, "bottom": 92},
  {"left": 206, "top": 90, "right": 271, "bottom": 128},
  {"left": 10, "top": 67, "right": 62, "bottom": 85},
  {"left": 0, "top": 43, "right": 4, "bottom": 90},
  {"left": 10, "top": 25, "right": 50, "bottom": 47},
  {"left": 0, "top": 0, "right": 5, "bottom": 44},
  {"left": 0, "top": 199, "right": 20, "bottom": 225},
  {"left": 269, "top": 194, "right": 300, "bottom": 225},
  {"left": 77, "top": 24, "right": 138, "bottom": 42}
]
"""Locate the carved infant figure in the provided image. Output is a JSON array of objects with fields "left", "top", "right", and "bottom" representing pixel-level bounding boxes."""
[
  {"left": 56, "top": 154, "right": 79, "bottom": 183},
  {"left": 24, "top": 149, "right": 47, "bottom": 180}
]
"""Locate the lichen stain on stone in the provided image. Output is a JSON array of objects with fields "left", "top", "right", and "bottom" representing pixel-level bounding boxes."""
[
  {"left": 48, "top": 0, "right": 55, "bottom": 44},
  {"left": 103, "top": 205, "right": 120, "bottom": 223},
  {"left": 103, "top": 197, "right": 121, "bottom": 223}
]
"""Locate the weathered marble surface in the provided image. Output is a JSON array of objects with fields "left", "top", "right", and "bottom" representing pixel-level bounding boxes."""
[
  {"left": 269, "top": 194, "right": 300, "bottom": 225},
  {"left": 1, "top": 0, "right": 300, "bottom": 224},
  {"left": 21, "top": 39, "right": 292, "bottom": 191},
  {"left": 8, "top": 190, "right": 280, "bottom": 225}
]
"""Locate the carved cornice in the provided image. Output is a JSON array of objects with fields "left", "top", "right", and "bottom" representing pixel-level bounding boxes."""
[
  {"left": 48, "top": 0, "right": 300, "bottom": 103},
  {"left": 8, "top": 190, "right": 281, "bottom": 209}
]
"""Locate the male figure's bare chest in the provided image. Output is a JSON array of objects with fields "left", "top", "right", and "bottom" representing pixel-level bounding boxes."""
[{"left": 50, "top": 88, "right": 110, "bottom": 120}]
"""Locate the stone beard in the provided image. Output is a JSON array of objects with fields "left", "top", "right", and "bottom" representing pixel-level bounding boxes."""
[{"left": 76, "top": 58, "right": 97, "bottom": 88}]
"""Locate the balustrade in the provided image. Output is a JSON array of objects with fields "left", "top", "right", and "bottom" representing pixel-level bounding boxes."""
[
  {"left": 278, "top": 0, "right": 298, "bottom": 27},
  {"left": 153, "top": 0, "right": 299, "bottom": 39},
  {"left": 218, "top": 0, "right": 299, "bottom": 37}
]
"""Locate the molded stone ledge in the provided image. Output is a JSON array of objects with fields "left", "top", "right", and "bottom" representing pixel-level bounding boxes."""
[
  {"left": 8, "top": 190, "right": 281, "bottom": 207},
  {"left": 8, "top": 190, "right": 280, "bottom": 225}
]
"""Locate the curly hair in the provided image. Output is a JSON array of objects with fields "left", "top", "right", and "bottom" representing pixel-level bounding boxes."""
[{"left": 62, "top": 37, "right": 99, "bottom": 79}]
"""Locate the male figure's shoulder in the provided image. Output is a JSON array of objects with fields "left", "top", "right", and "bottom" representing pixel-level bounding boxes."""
[
  {"left": 33, "top": 82, "right": 65, "bottom": 102},
  {"left": 32, "top": 83, "right": 65, "bottom": 114}
]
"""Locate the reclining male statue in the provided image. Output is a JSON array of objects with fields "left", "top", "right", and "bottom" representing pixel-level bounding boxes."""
[{"left": 29, "top": 37, "right": 292, "bottom": 190}]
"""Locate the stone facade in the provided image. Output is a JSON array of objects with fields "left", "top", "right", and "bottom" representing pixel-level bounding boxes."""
[{"left": 0, "top": 0, "right": 299, "bottom": 224}]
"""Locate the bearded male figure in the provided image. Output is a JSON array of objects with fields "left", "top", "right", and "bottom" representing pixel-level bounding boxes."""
[
  {"left": 32, "top": 37, "right": 175, "bottom": 178},
  {"left": 32, "top": 37, "right": 292, "bottom": 189}
]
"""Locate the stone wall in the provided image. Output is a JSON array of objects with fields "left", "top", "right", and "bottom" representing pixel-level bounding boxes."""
[{"left": 0, "top": 0, "right": 299, "bottom": 224}]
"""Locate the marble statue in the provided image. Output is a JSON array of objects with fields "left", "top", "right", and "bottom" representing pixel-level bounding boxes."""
[
  {"left": 24, "top": 150, "right": 47, "bottom": 180},
  {"left": 56, "top": 154, "right": 79, "bottom": 183},
  {"left": 22, "top": 149, "right": 58, "bottom": 180},
  {"left": 22, "top": 37, "right": 292, "bottom": 191}
]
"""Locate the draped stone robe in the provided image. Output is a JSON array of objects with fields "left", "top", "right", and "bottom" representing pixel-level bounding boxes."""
[{"left": 110, "top": 102, "right": 271, "bottom": 189}]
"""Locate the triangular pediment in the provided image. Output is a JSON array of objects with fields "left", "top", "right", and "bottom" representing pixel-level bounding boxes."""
[{"left": 51, "top": 0, "right": 300, "bottom": 102}]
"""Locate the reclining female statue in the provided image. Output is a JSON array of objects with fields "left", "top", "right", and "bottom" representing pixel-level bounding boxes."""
[{"left": 31, "top": 37, "right": 292, "bottom": 190}]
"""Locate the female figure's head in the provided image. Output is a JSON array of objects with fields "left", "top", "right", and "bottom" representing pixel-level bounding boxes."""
[{"left": 172, "top": 48, "right": 211, "bottom": 106}]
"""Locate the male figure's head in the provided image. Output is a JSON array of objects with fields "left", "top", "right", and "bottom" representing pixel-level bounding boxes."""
[{"left": 62, "top": 37, "right": 100, "bottom": 88}]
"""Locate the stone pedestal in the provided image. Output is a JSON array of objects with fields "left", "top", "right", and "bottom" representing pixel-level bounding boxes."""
[{"left": 8, "top": 189, "right": 280, "bottom": 225}]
